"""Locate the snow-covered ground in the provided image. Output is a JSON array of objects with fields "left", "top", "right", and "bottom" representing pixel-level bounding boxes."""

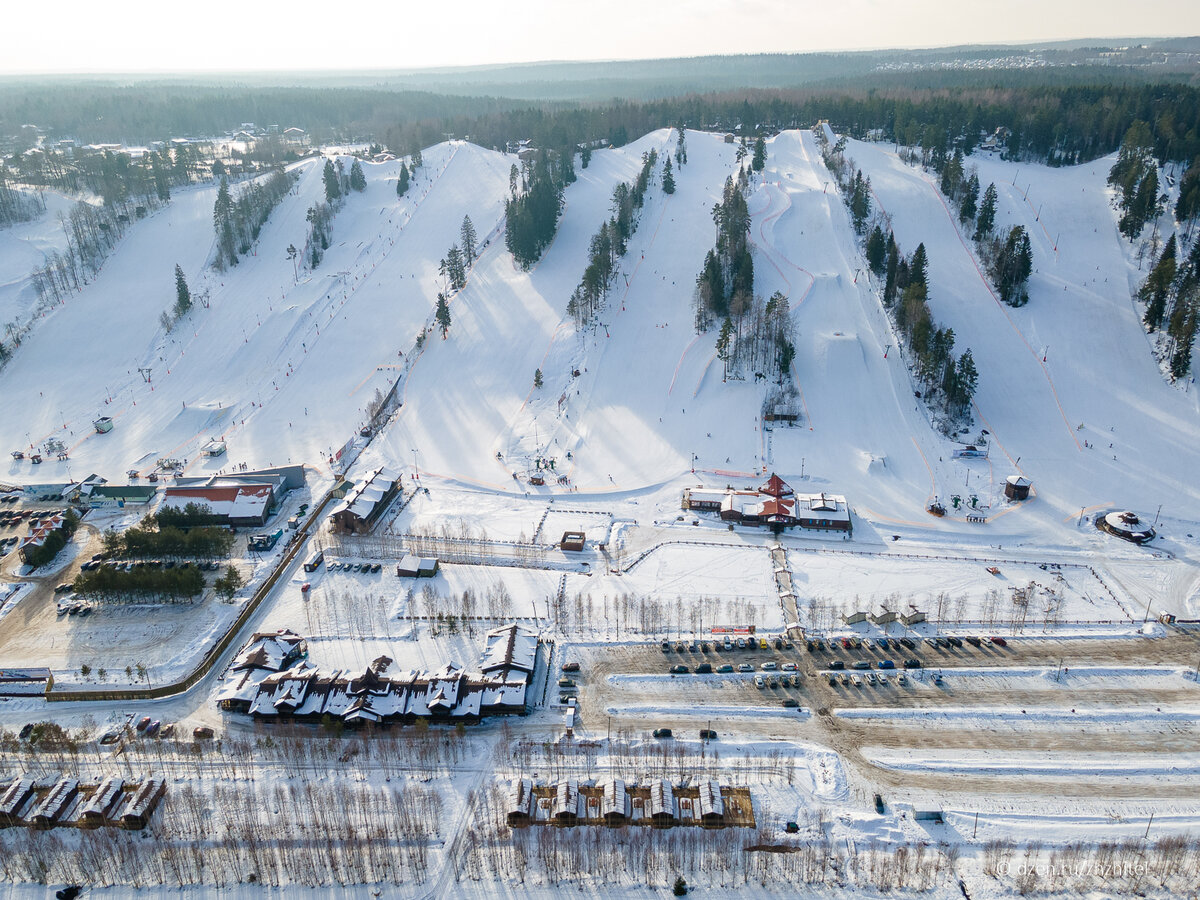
[{"left": 3, "top": 127, "right": 1200, "bottom": 896}]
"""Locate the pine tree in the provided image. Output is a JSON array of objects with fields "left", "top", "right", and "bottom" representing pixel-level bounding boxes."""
[
  {"left": 397, "top": 162, "right": 410, "bottom": 197},
  {"left": 975, "top": 183, "right": 998, "bottom": 240},
  {"left": 533, "top": 368, "right": 543, "bottom": 388},
  {"left": 173, "top": 263, "right": 191, "bottom": 317},
  {"left": 323, "top": 159, "right": 341, "bottom": 203},
  {"left": 954, "top": 348, "right": 978, "bottom": 413},
  {"left": 349, "top": 159, "right": 366, "bottom": 192},
  {"left": 460, "top": 215, "right": 477, "bottom": 267},
  {"left": 909, "top": 243, "right": 929, "bottom": 287},
  {"left": 412, "top": 148, "right": 423, "bottom": 169},
  {"left": 673, "top": 875, "right": 688, "bottom": 896},
  {"left": 716, "top": 316, "right": 734, "bottom": 380},
  {"left": 752, "top": 136, "right": 766, "bottom": 172},
  {"left": 959, "top": 174, "right": 979, "bottom": 223},
  {"left": 662, "top": 157, "right": 676, "bottom": 195},
  {"left": 435, "top": 292, "right": 451, "bottom": 338},
  {"left": 213, "top": 176, "right": 237, "bottom": 268},
  {"left": 865, "top": 225, "right": 887, "bottom": 276}
]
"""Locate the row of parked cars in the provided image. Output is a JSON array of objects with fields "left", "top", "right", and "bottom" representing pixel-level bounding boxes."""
[
  {"left": 828, "top": 670, "right": 909, "bottom": 688},
  {"left": 662, "top": 635, "right": 794, "bottom": 653},
  {"left": 808, "top": 634, "right": 1008, "bottom": 652},
  {"left": 327, "top": 560, "right": 383, "bottom": 573}
]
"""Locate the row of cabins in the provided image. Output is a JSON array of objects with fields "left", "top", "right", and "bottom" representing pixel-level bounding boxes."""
[
  {"left": 683, "top": 474, "right": 852, "bottom": 533},
  {"left": 0, "top": 776, "right": 165, "bottom": 830},
  {"left": 506, "top": 778, "right": 749, "bottom": 829},
  {"left": 219, "top": 625, "right": 536, "bottom": 726}
]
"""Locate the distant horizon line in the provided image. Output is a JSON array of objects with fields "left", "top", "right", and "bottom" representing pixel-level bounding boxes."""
[{"left": 1, "top": 35, "right": 1195, "bottom": 79}]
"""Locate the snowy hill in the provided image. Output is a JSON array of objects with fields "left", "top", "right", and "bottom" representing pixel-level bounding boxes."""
[{"left": 2, "top": 129, "right": 1198, "bottom": 564}]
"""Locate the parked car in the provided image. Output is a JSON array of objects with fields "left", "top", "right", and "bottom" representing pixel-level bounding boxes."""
[
  {"left": 716, "top": 664, "right": 734, "bottom": 673},
  {"left": 781, "top": 662, "right": 798, "bottom": 671},
  {"left": 696, "top": 663, "right": 713, "bottom": 674},
  {"left": 161, "top": 723, "right": 175, "bottom": 738},
  {"left": 805, "top": 640, "right": 815, "bottom": 652},
  {"left": 557, "top": 678, "right": 576, "bottom": 688},
  {"left": 828, "top": 675, "right": 839, "bottom": 686},
  {"left": 661, "top": 640, "right": 671, "bottom": 652},
  {"left": 737, "top": 663, "right": 753, "bottom": 673},
  {"left": 669, "top": 664, "right": 689, "bottom": 674},
  {"left": 878, "top": 659, "right": 895, "bottom": 669},
  {"left": 852, "top": 660, "right": 870, "bottom": 670},
  {"left": 136, "top": 717, "right": 151, "bottom": 731},
  {"left": 782, "top": 698, "right": 800, "bottom": 708},
  {"left": 701, "top": 642, "right": 711, "bottom": 652},
  {"left": 947, "top": 636, "right": 963, "bottom": 648},
  {"left": 851, "top": 675, "right": 863, "bottom": 687},
  {"left": 900, "top": 637, "right": 915, "bottom": 649},
  {"left": 99, "top": 730, "right": 121, "bottom": 745},
  {"left": 192, "top": 726, "right": 214, "bottom": 740},
  {"left": 876, "top": 638, "right": 890, "bottom": 650},
  {"left": 760, "top": 661, "right": 778, "bottom": 671},
  {"left": 699, "top": 729, "right": 717, "bottom": 740},
  {"left": 736, "top": 637, "right": 747, "bottom": 649},
  {"left": 562, "top": 662, "right": 581, "bottom": 673},
  {"left": 903, "top": 659, "right": 922, "bottom": 669},
  {"left": 754, "top": 675, "right": 765, "bottom": 688},
  {"left": 990, "top": 636, "right": 1008, "bottom": 647},
  {"left": 651, "top": 728, "right": 673, "bottom": 739},
  {"left": 896, "top": 673, "right": 908, "bottom": 685},
  {"left": 774, "top": 638, "right": 784, "bottom": 650},
  {"left": 932, "top": 673, "right": 944, "bottom": 685},
  {"left": 145, "top": 720, "right": 161, "bottom": 736},
  {"left": 965, "top": 636, "right": 982, "bottom": 647},
  {"left": 866, "top": 672, "right": 877, "bottom": 685},
  {"left": 829, "top": 660, "right": 845, "bottom": 670},
  {"left": 300, "top": 582, "right": 311, "bottom": 593}
]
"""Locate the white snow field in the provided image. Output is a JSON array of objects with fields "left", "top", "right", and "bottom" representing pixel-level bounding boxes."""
[
  {"left": 846, "top": 135, "right": 1200, "bottom": 541},
  {"left": 4, "top": 128, "right": 1200, "bottom": 898},
  {"left": 0, "top": 142, "right": 510, "bottom": 491}
]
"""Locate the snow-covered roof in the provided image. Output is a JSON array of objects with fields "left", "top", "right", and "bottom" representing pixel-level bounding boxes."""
[
  {"left": 330, "top": 465, "right": 399, "bottom": 522},
  {"left": 160, "top": 484, "right": 272, "bottom": 521},
  {"left": 481, "top": 624, "right": 538, "bottom": 675}
]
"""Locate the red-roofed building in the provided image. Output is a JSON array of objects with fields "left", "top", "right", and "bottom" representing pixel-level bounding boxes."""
[{"left": 160, "top": 482, "right": 276, "bottom": 527}]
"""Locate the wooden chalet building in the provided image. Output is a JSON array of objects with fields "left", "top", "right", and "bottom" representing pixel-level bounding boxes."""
[
  {"left": 506, "top": 777, "right": 753, "bottom": 829},
  {"left": 684, "top": 473, "right": 851, "bottom": 533},
  {"left": 329, "top": 466, "right": 401, "bottom": 534},
  {"left": 231, "top": 625, "right": 536, "bottom": 727}
]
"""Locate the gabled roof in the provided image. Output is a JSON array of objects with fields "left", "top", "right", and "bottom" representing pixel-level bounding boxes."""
[{"left": 759, "top": 473, "right": 794, "bottom": 498}]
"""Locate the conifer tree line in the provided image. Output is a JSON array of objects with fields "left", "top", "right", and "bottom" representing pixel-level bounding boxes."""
[
  {"left": 866, "top": 226, "right": 978, "bottom": 419},
  {"left": 431, "top": 216, "right": 479, "bottom": 339},
  {"left": 1139, "top": 234, "right": 1200, "bottom": 379},
  {"left": 304, "top": 158, "right": 367, "bottom": 269},
  {"left": 212, "top": 168, "right": 297, "bottom": 270},
  {"left": 927, "top": 149, "right": 1033, "bottom": 307},
  {"left": 504, "top": 148, "right": 576, "bottom": 269},
  {"left": 567, "top": 149, "right": 659, "bottom": 327},
  {"left": 824, "top": 116, "right": 979, "bottom": 422},
  {"left": 694, "top": 169, "right": 753, "bottom": 333},
  {"left": 1108, "top": 121, "right": 1166, "bottom": 242},
  {"left": 692, "top": 163, "right": 795, "bottom": 382}
]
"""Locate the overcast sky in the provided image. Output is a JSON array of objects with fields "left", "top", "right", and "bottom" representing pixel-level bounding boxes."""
[{"left": 5, "top": 0, "right": 1200, "bottom": 74}]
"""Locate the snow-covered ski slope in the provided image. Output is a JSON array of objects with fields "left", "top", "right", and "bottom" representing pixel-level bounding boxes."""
[
  {"left": 848, "top": 136, "right": 1200, "bottom": 531},
  {"left": 3, "top": 129, "right": 1198, "bottom": 557},
  {"left": 0, "top": 189, "right": 77, "bottom": 329},
  {"left": 0, "top": 142, "right": 511, "bottom": 486}
]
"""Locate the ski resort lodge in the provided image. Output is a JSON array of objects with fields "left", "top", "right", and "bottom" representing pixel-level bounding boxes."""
[
  {"left": 682, "top": 474, "right": 851, "bottom": 533},
  {"left": 329, "top": 465, "right": 401, "bottom": 534},
  {"left": 159, "top": 467, "right": 303, "bottom": 528},
  {"left": 219, "top": 624, "right": 537, "bottom": 725}
]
